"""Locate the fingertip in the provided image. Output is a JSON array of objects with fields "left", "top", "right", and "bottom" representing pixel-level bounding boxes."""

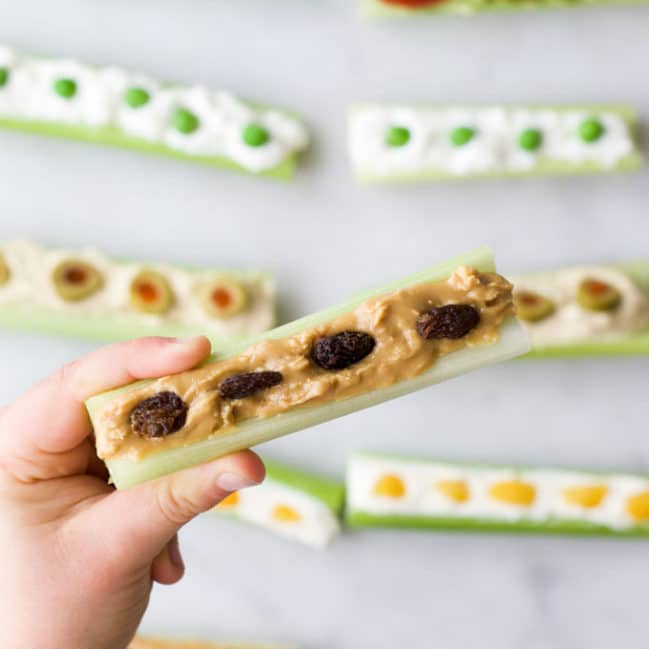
[
  {"left": 124, "top": 335, "right": 212, "bottom": 377},
  {"left": 152, "top": 535, "right": 185, "bottom": 586},
  {"left": 217, "top": 449, "right": 266, "bottom": 486}
]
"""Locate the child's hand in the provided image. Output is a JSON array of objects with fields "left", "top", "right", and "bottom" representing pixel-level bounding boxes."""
[{"left": 0, "top": 337, "right": 265, "bottom": 649}]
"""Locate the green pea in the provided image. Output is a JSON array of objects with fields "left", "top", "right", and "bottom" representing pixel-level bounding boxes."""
[
  {"left": 518, "top": 128, "right": 543, "bottom": 152},
  {"left": 386, "top": 125, "right": 411, "bottom": 148},
  {"left": 53, "top": 78, "right": 77, "bottom": 99},
  {"left": 579, "top": 118, "right": 605, "bottom": 143},
  {"left": 172, "top": 108, "right": 200, "bottom": 134},
  {"left": 124, "top": 87, "right": 150, "bottom": 109},
  {"left": 0, "top": 67, "right": 9, "bottom": 88},
  {"left": 242, "top": 123, "right": 270, "bottom": 147},
  {"left": 450, "top": 126, "right": 475, "bottom": 147}
]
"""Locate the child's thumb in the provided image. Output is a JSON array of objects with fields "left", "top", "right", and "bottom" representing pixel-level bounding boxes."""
[{"left": 87, "top": 450, "right": 264, "bottom": 574}]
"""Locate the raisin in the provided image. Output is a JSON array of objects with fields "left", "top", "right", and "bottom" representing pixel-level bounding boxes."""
[
  {"left": 129, "top": 391, "right": 188, "bottom": 439},
  {"left": 218, "top": 371, "right": 283, "bottom": 400},
  {"left": 416, "top": 304, "right": 480, "bottom": 340},
  {"left": 311, "top": 331, "right": 376, "bottom": 370}
]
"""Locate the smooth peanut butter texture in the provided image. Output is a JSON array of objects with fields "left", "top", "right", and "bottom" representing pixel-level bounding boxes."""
[{"left": 95, "top": 266, "right": 514, "bottom": 461}]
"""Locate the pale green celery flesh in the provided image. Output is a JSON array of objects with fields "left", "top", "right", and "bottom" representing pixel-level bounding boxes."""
[
  {"left": 263, "top": 461, "right": 345, "bottom": 512},
  {"left": 524, "top": 261, "right": 649, "bottom": 358},
  {"left": 0, "top": 268, "right": 274, "bottom": 345},
  {"left": 86, "top": 246, "right": 531, "bottom": 489},
  {"left": 349, "top": 105, "right": 642, "bottom": 183},
  {"left": 346, "top": 453, "right": 649, "bottom": 537},
  {"left": 0, "top": 117, "right": 297, "bottom": 181},
  {"left": 360, "top": 0, "right": 649, "bottom": 17}
]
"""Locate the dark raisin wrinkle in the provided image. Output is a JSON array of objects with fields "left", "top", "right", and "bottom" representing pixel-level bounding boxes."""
[
  {"left": 415, "top": 304, "right": 480, "bottom": 340},
  {"left": 218, "top": 371, "right": 284, "bottom": 400},
  {"left": 129, "top": 391, "right": 188, "bottom": 439},
  {"left": 311, "top": 331, "right": 376, "bottom": 371}
]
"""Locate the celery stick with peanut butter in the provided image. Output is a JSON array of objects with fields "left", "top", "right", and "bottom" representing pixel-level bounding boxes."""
[{"left": 86, "top": 247, "right": 530, "bottom": 489}]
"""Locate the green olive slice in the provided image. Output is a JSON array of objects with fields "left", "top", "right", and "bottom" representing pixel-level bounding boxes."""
[
  {"left": 130, "top": 270, "right": 175, "bottom": 315},
  {"left": 576, "top": 278, "right": 621, "bottom": 312},
  {"left": 197, "top": 279, "right": 248, "bottom": 318},
  {"left": 514, "top": 290, "right": 555, "bottom": 323},
  {"left": 0, "top": 253, "right": 10, "bottom": 286},
  {"left": 52, "top": 259, "right": 103, "bottom": 302}
]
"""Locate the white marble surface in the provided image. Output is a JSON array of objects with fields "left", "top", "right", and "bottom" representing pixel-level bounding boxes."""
[{"left": 1, "top": 1, "right": 649, "bottom": 647}]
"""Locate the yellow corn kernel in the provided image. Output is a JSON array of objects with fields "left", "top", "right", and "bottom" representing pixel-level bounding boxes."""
[
  {"left": 436, "top": 480, "right": 470, "bottom": 503},
  {"left": 562, "top": 484, "right": 608, "bottom": 509},
  {"left": 626, "top": 491, "right": 649, "bottom": 522},
  {"left": 372, "top": 474, "right": 406, "bottom": 499},
  {"left": 489, "top": 480, "right": 536, "bottom": 506},
  {"left": 218, "top": 491, "right": 239, "bottom": 508},
  {"left": 272, "top": 504, "right": 302, "bottom": 523}
]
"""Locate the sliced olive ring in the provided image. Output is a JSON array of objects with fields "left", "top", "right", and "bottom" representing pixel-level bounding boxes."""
[
  {"left": 51, "top": 258, "right": 103, "bottom": 302},
  {"left": 0, "top": 253, "right": 10, "bottom": 286},
  {"left": 130, "top": 270, "right": 175, "bottom": 315},
  {"left": 576, "top": 278, "right": 621, "bottom": 312},
  {"left": 514, "top": 291, "right": 555, "bottom": 323},
  {"left": 196, "top": 279, "right": 248, "bottom": 319}
]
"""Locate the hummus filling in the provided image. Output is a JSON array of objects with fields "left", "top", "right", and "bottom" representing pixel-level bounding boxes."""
[
  {"left": 94, "top": 266, "right": 514, "bottom": 461},
  {"left": 513, "top": 266, "right": 649, "bottom": 347}
]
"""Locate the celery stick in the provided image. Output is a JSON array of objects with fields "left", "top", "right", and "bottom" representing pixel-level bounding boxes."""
[
  {"left": 86, "top": 246, "right": 530, "bottom": 489},
  {"left": 346, "top": 453, "right": 649, "bottom": 538},
  {"left": 0, "top": 242, "right": 275, "bottom": 344},
  {"left": 349, "top": 104, "right": 642, "bottom": 183},
  {"left": 0, "top": 117, "right": 298, "bottom": 180},
  {"left": 0, "top": 46, "right": 307, "bottom": 180},
  {"left": 214, "top": 461, "right": 344, "bottom": 548},
  {"left": 360, "top": 0, "right": 649, "bottom": 17},
  {"left": 522, "top": 262, "right": 649, "bottom": 358}
]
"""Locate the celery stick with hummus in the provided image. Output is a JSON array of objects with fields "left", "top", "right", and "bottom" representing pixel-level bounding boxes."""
[
  {"left": 347, "top": 453, "right": 649, "bottom": 537},
  {"left": 86, "top": 246, "right": 530, "bottom": 489},
  {"left": 0, "top": 240, "right": 275, "bottom": 344},
  {"left": 514, "top": 262, "right": 649, "bottom": 357}
]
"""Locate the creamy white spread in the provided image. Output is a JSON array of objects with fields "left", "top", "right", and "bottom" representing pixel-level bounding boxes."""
[
  {"left": 216, "top": 478, "right": 341, "bottom": 549},
  {"left": 0, "top": 240, "right": 275, "bottom": 338},
  {"left": 349, "top": 105, "right": 635, "bottom": 178},
  {"left": 0, "top": 46, "right": 308, "bottom": 172},
  {"left": 513, "top": 266, "right": 649, "bottom": 347},
  {"left": 348, "top": 456, "right": 649, "bottom": 531}
]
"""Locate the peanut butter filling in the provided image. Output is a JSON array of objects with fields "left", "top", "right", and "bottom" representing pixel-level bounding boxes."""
[{"left": 94, "top": 266, "right": 514, "bottom": 461}]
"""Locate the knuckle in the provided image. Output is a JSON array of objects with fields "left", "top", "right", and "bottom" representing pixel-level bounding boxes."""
[{"left": 156, "top": 480, "right": 200, "bottom": 527}]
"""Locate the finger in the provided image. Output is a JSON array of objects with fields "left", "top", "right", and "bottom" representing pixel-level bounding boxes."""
[
  {"left": 81, "top": 451, "right": 264, "bottom": 574},
  {"left": 0, "top": 336, "right": 211, "bottom": 479},
  {"left": 151, "top": 534, "right": 184, "bottom": 586}
]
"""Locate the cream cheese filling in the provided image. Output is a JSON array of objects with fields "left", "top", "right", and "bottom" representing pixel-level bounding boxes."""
[
  {"left": 217, "top": 478, "right": 340, "bottom": 548},
  {"left": 348, "top": 456, "right": 649, "bottom": 531},
  {"left": 349, "top": 106, "right": 635, "bottom": 177},
  {"left": 0, "top": 46, "right": 308, "bottom": 171}
]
